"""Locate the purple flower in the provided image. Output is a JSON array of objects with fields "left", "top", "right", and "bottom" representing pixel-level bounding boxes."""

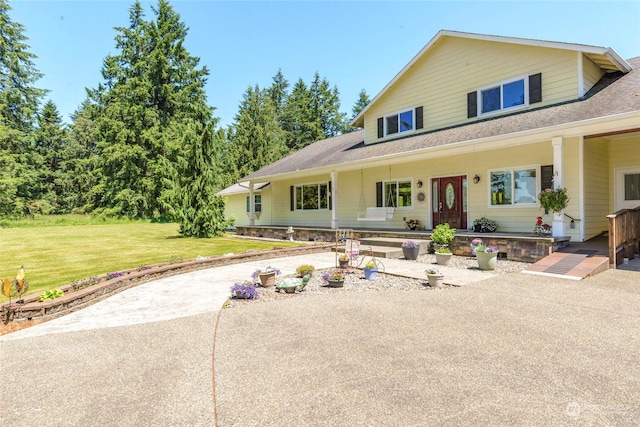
[
  {"left": 485, "top": 246, "right": 499, "bottom": 253},
  {"left": 230, "top": 281, "right": 259, "bottom": 299},
  {"left": 402, "top": 240, "right": 417, "bottom": 248}
]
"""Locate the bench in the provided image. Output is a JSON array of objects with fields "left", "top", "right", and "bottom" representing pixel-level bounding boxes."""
[{"left": 357, "top": 207, "right": 395, "bottom": 221}]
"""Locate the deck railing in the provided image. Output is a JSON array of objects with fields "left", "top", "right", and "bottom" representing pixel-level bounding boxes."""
[{"left": 607, "top": 206, "right": 640, "bottom": 267}]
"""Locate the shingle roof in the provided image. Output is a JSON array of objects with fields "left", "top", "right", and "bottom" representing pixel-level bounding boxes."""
[{"left": 243, "top": 57, "right": 640, "bottom": 182}]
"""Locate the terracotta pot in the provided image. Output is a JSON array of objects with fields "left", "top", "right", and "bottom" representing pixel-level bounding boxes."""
[{"left": 258, "top": 272, "right": 276, "bottom": 287}]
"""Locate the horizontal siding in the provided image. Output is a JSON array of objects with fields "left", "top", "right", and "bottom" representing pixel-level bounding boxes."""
[
  {"left": 609, "top": 135, "right": 640, "bottom": 211},
  {"left": 271, "top": 175, "right": 333, "bottom": 227},
  {"left": 222, "top": 188, "right": 272, "bottom": 227},
  {"left": 365, "top": 36, "right": 580, "bottom": 144},
  {"left": 582, "top": 55, "right": 605, "bottom": 95},
  {"left": 583, "top": 138, "right": 609, "bottom": 239}
]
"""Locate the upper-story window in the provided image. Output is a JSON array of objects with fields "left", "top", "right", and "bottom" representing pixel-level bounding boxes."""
[
  {"left": 377, "top": 106, "right": 423, "bottom": 139},
  {"left": 468, "top": 73, "right": 542, "bottom": 119}
]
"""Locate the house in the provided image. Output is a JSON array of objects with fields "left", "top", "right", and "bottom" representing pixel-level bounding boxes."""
[{"left": 219, "top": 30, "right": 640, "bottom": 247}]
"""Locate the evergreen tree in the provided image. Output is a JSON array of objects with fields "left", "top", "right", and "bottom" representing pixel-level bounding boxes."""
[
  {"left": 345, "top": 88, "right": 370, "bottom": 132},
  {"left": 0, "top": 0, "right": 46, "bottom": 217},
  {"left": 309, "top": 71, "right": 346, "bottom": 137},
  {"left": 281, "top": 78, "right": 318, "bottom": 152},
  {"left": 265, "top": 69, "right": 289, "bottom": 120},
  {"left": 89, "top": 0, "right": 213, "bottom": 220},
  {"left": 227, "top": 85, "right": 288, "bottom": 180}
]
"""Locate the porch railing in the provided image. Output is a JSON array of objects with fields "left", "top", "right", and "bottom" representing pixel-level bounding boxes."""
[{"left": 607, "top": 206, "right": 640, "bottom": 267}]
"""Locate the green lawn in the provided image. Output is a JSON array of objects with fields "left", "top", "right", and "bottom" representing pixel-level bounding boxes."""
[{"left": 0, "top": 217, "right": 300, "bottom": 300}]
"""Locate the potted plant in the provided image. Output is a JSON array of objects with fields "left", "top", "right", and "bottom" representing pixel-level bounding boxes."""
[
  {"left": 405, "top": 218, "right": 420, "bottom": 230},
  {"left": 430, "top": 223, "right": 456, "bottom": 252},
  {"left": 401, "top": 240, "right": 420, "bottom": 261},
  {"left": 538, "top": 187, "right": 569, "bottom": 214},
  {"left": 473, "top": 217, "right": 498, "bottom": 233},
  {"left": 338, "top": 253, "right": 350, "bottom": 268},
  {"left": 251, "top": 265, "right": 282, "bottom": 287},
  {"left": 230, "top": 281, "right": 260, "bottom": 299},
  {"left": 322, "top": 270, "right": 345, "bottom": 288},
  {"left": 475, "top": 244, "right": 499, "bottom": 270},
  {"left": 425, "top": 268, "right": 444, "bottom": 288},
  {"left": 363, "top": 260, "right": 378, "bottom": 280},
  {"left": 296, "top": 264, "right": 315, "bottom": 277},
  {"left": 470, "top": 238, "right": 484, "bottom": 256},
  {"left": 434, "top": 247, "right": 452, "bottom": 266}
]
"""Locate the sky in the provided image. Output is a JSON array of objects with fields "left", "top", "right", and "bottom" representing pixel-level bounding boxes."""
[{"left": 10, "top": 0, "right": 640, "bottom": 128}]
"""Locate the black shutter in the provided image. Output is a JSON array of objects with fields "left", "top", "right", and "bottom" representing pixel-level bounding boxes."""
[
  {"left": 290, "top": 185, "right": 294, "bottom": 211},
  {"left": 376, "top": 182, "right": 383, "bottom": 207},
  {"left": 328, "top": 181, "right": 332, "bottom": 210},
  {"left": 415, "top": 106, "right": 423, "bottom": 130},
  {"left": 541, "top": 165, "right": 554, "bottom": 190},
  {"left": 467, "top": 92, "right": 477, "bottom": 118},
  {"left": 377, "top": 117, "right": 384, "bottom": 138},
  {"left": 529, "top": 73, "right": 542, "bottom": 104}
]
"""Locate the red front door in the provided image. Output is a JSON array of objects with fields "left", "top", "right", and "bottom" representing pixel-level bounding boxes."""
[{"left": 432, "top": 176, "right": 467, "bottom": 229}]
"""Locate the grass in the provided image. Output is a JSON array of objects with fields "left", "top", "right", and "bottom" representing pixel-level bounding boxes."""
[{"left": 0, "top": 216, "right": 302, "bottom": 301}]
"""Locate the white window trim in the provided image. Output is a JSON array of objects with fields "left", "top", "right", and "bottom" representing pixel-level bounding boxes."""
[
  {"left": 477, "top": 75, "right": 529, "bottom": 117},
  {"left": 383, "top": 177, "right": 414, "bottom": 209},
  {"left": 294, "top": 181, "right": 330, "bottom": 211},
  {"left": 488, "top": 165, "right": 540, "bottom": 208},
  {"left": 615, "top": 166, "right": 640, "bottom": 210},
  {"left": 246, "top": 194, "right": 262, "bottom": 213},
  {"left": 383, "top": 108, "right": 416, "bottom": 137}
]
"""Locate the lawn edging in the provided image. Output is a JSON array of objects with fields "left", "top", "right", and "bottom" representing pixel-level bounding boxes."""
[{"left": 1, "top": 243, "right": 333, "bottom": 327}]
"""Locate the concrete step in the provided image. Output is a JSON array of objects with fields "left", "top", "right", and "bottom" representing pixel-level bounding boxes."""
[{"left": 360, "top": 237, "right": 431, "bottom": 253}]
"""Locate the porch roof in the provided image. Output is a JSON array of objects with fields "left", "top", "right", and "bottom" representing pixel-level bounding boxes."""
[{"left": 243, "top": 57, "right": 640, "bottom": 182}]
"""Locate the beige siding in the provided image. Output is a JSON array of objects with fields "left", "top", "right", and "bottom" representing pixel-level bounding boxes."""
[
  {"left": 270, "top": 176, "right": 333, "bottom": 227},
  {"left": 583, "top": 138, "right": 610, "bottom": 239},
  {"left": 609, "top": 134, "right": 640, "bottom": 211},
  {"left": 365, "top": 37, "right": 580, "bottom": 144},
  {"left": 582, "top": 55, "right": 605, "bottom": 95},
  {"left": 222, "top": 188, "right": 272, "bottom": 227},
  {"left": 561, "top": 137, "right": 581, "bottom": 242}
]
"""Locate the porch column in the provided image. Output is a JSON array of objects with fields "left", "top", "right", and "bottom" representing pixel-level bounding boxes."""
[
  {"left": 248, "top": 182, "right": 255, "bottom": 226},
  {"left": 331, "top": 171, "right": 338, "bottom": 229},
  {"left": 552, "top": 137, "right": 565, "bottom": 237}
]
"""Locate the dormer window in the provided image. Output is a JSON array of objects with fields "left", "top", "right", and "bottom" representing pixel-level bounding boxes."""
[
  {"left": 468, "top": 73, "right": 542, "bottom": 118},
  {"left": 377, "top": 106, "right": 423, "bottom": 138}
]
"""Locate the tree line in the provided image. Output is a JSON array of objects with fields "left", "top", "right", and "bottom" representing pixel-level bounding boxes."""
[{"left": 0, "top": 0, "right": 370, "bottom": 236}]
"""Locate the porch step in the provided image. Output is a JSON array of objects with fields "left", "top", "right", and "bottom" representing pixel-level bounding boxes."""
[
  {"left": 360, "top": 237, "right": 431, "bottom": 254},
  {"left": 522, "top": 251, "right": 609, "bottom": 280}
]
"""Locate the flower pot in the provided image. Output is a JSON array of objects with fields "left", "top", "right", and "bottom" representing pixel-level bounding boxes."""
[
  {"left": 327, "top": 279, "right": 344, "bottom": 288},
  {"left": 402, "top": 246, "right": 420, "bottom": 261},
  {"left": 476, "top": 251, "right": 498, "bottom": 271},
  {"left": 363, "top": 267, "right": 378, "bottom": 281},
  {"left": 258, "top": 272, "right": 276, "bottom": 287},
  {"left": 339, "top": 260, "right": 349, "bottom": 268},
  {"left": 435, "top": 252, "right": 452, "bottom": 266},
  {"left": 427, "top": 273, "right": 444, "bottom": 288}
]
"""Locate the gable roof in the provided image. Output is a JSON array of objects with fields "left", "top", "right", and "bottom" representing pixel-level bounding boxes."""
[
  {"left": 243, "top": 56, "right": 639, "bottom": 183},
  {"left": 351, "top": 30, "right": 632, "bottom": 127}
]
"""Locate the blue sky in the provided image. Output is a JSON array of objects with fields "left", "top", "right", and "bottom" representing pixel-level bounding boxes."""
[{"left": 11, "top": 0, "right": 640, "bottom": 127}]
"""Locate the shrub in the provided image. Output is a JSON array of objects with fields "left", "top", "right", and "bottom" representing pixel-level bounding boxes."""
[
  {"left": 39, "top": 289, "right": 64, "bottom": 302},
  {"left": 435, "top": 247, "right": 451, "bottom": 254},
  {"left": 473, "top": 217, "right": 498, "bottom": 233},
  {"left": 431, "top": 223, "right": 456, "bottom": 245}
]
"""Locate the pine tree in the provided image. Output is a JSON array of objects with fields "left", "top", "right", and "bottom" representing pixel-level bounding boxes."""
[
  {"left": 0, "top": 0, "right": 46, "bottom": 217},
  {"left": 345, "top": 88, "right": 371, "bottom": 132},
  {"left": 89, "top": 0, "right": 213, "bottom": 219},
  {"left": 228, "top": 85, "right": 288, "bottom": 180}
]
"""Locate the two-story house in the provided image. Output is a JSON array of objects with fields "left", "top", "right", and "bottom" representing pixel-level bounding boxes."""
[{"left": 219, "top": 30, "right": 639, "bottom": 245}]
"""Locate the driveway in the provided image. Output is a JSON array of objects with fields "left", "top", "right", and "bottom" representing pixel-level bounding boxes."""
[{"left": 1, "top": 258, "right": 639, "bottom": 426}]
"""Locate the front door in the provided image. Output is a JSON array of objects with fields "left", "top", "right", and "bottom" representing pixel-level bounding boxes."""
[{"left": 432, "top": 176, "right": 467, "bottom": 229}]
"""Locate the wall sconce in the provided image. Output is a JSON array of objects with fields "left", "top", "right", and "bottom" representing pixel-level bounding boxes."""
[
  {"left": 473, "top": 174, "right": 480, "bottom": 184},
  {"left": 416, "top": 180, "right": 423, "bottom": 188}
]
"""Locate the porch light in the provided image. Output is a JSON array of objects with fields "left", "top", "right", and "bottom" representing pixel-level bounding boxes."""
[{"left": 473, "top": 175, "right": 480, "bottom": 184}]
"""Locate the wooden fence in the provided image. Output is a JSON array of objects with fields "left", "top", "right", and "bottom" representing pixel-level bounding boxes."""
[{"left": 607, "top": 206, "right": 640, "bottom": 267}]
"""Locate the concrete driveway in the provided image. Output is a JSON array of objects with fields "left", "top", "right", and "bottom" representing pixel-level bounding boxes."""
[{"left": 1, "top": 256, "right": 639, "bottom": 426}]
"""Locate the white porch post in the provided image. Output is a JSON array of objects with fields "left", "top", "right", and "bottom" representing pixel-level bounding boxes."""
[
  {"left": 248, "top": 182, "right": 255, "bottom": 226},
  {"left": 331, "top": 171, "right": 338, "bottom": 229},
  {"left": 552, "top": 137, "right": 565, "bottom": 237}
]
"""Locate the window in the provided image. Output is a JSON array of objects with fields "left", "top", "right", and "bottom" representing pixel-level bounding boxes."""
[
  {"left": 479, "top": 76, "right": 527, "bottom": 115},
  {"left": 615, "top": 167, "right": 640, "bottom": 210},
  {"left": 245, "top": 194, "right": 261, "bottom": 213},
  {"left": 385, "top": 109, "right": 414, "bottom": 136},
  {"left": 490, "top": 167, "right": 538, "bottom": 206},
  {"left": 383, "top": 180, "right": 412, "bottom": 208},
  {"left": 294, "top": 182, "right": 330, "bottom": 210}
]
